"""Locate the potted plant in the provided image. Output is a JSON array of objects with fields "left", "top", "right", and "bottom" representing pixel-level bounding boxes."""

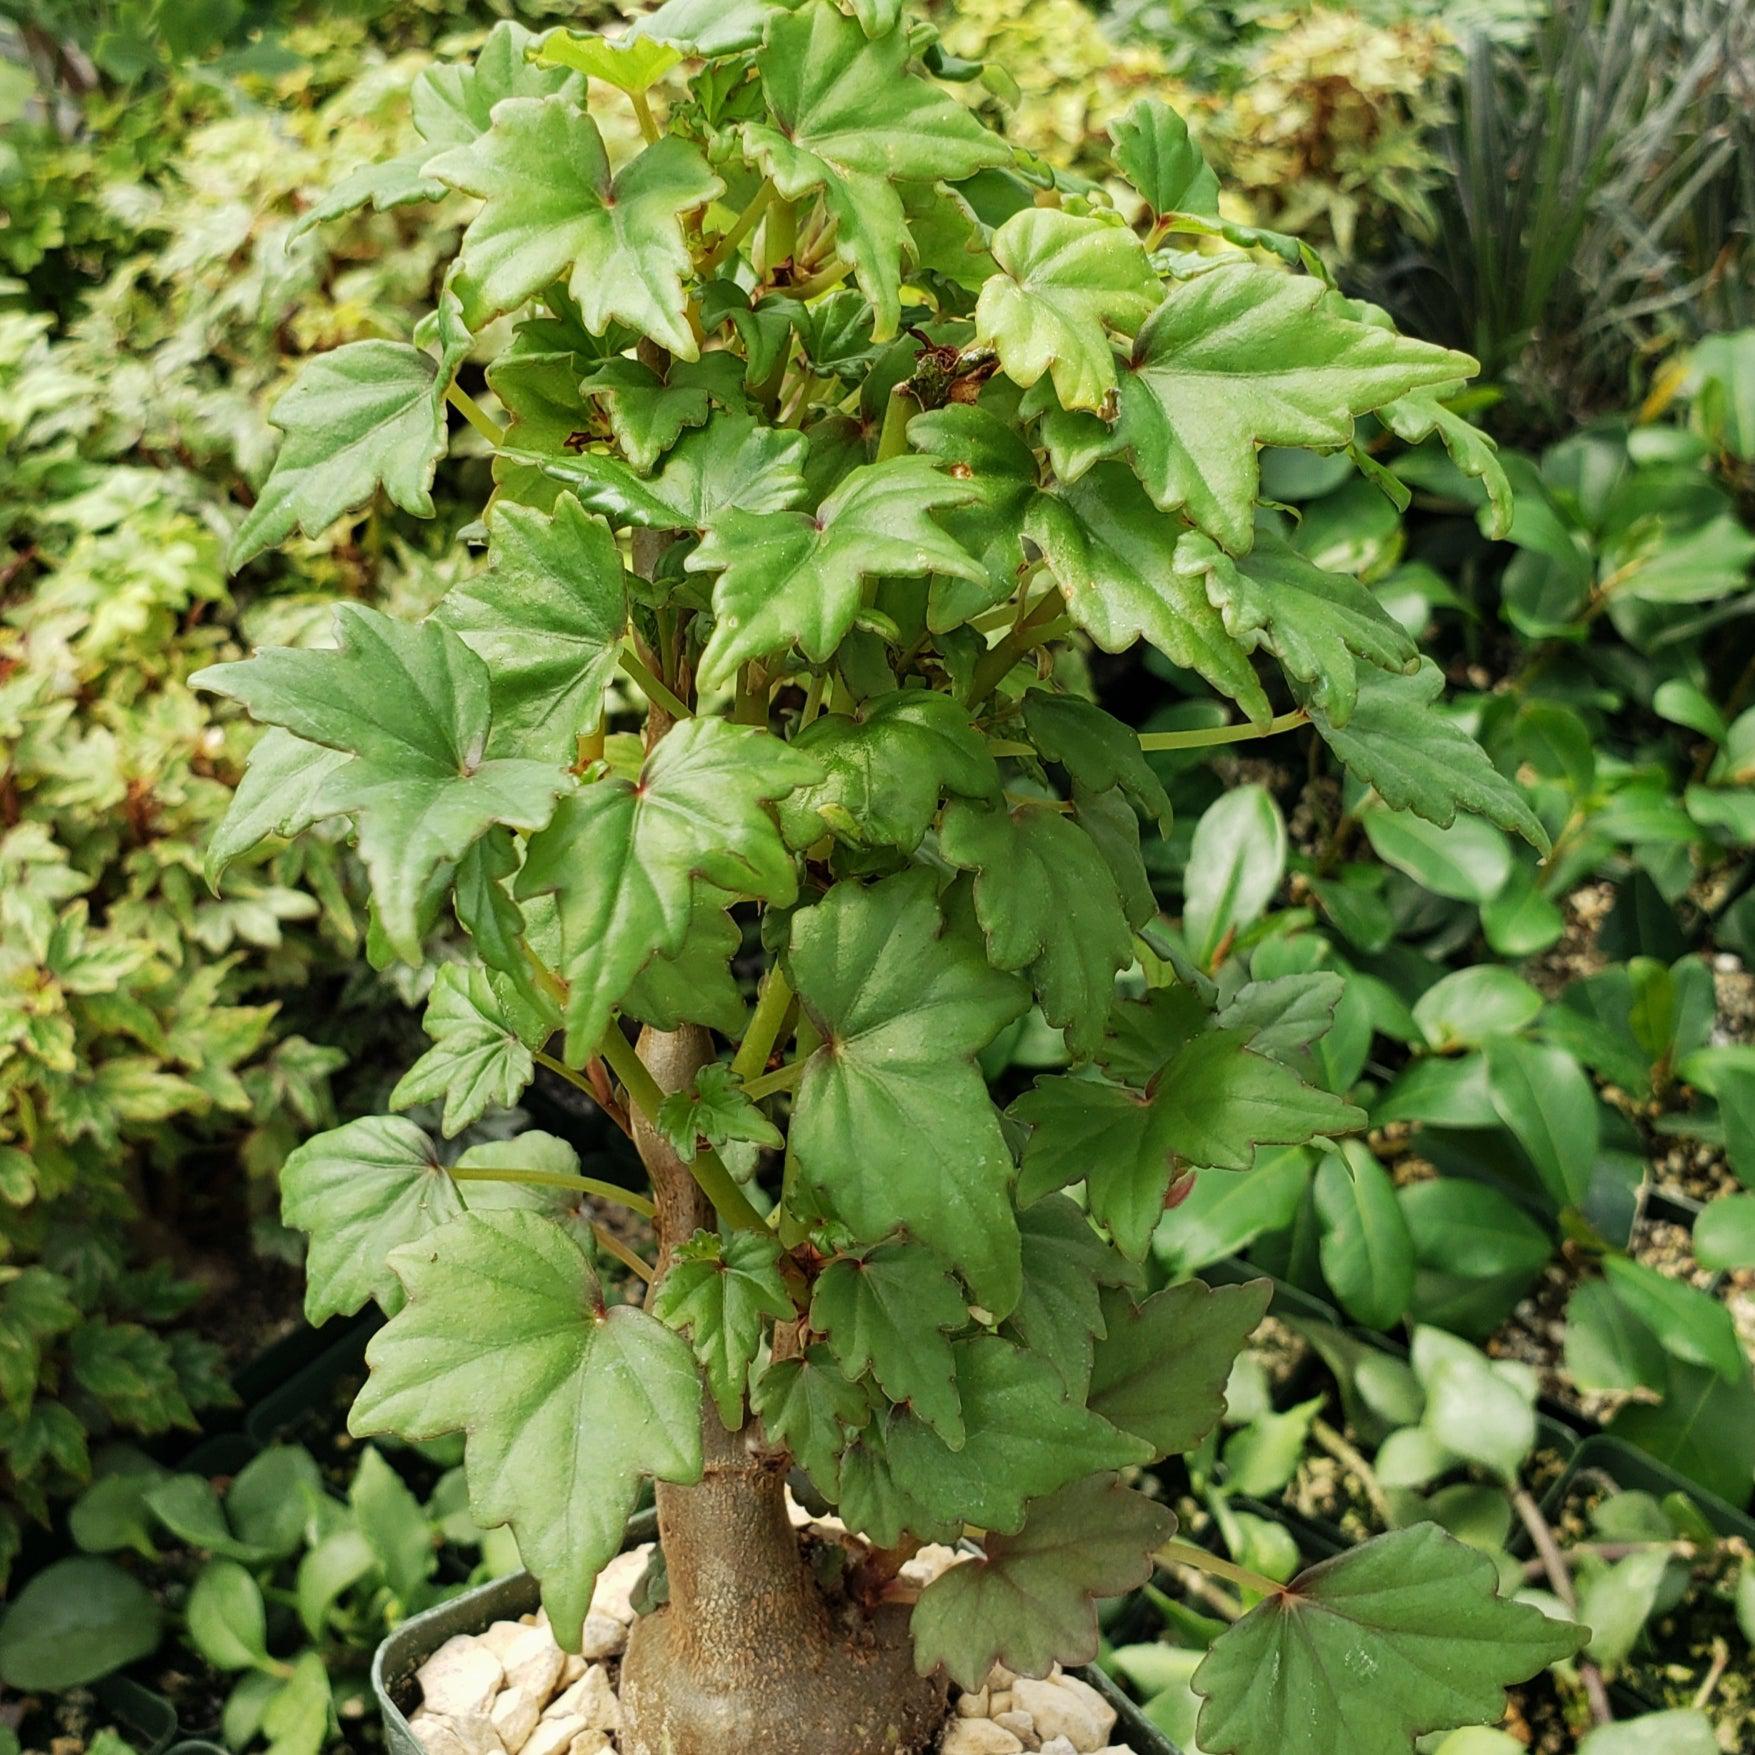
[{"left": 194, "top": 5, "right": 1588, "bottom": 1750}]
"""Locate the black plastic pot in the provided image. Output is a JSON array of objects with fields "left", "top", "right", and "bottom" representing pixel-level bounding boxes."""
[
  {"left": 1201, "top": 1256, "right": 1341, "bottom": 1327},
  {"left": 1541, "top": 1434, "right": 1755, "bottom": 1547},
  {"left": 240, "top": 1311, "right": 379, "bottom": 1446},
  {"left": 373, "top": 1512, "right": 1181, "bottom": 1755}
]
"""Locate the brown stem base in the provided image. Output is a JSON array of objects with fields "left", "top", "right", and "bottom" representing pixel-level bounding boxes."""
[
  {"left": 621, "top": 1024, "right": 948, "bottom": 1754},
  {"left": 618, "top": 1425, "right": 945, "bottom": 1755}
]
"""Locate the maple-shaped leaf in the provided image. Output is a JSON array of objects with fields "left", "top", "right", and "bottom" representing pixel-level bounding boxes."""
[
  {"left": 784, "top": 870, "right": 1029, "bottom": 1318},
  {"left": 435, "top": 493, "right": 627, "bottom": 762},
  {"left": 1013, "top": 1033, "right": 1365, "bottom": 1258},
  {"left": 1020, "top": 691, "right": 1172, "bottom": 828},
  {"left": 907, "top": 405, "right": 1040, "bottom": 624},
  {"left": 519, "top": 412, "right": 808, "bottom": 532},
  {"left": 621, "top": 891, "right": 748, "bottom": 1038},
  {"left": 884, "top": 1337, "right": 1151, "bottom": 1534},
  {"left": 628, "top": 0, "right": 782, "bottom": 57},
  {"left": 295, "top": 23, "right": 577, "bottom": 232},
  {"left": 227, "top": 295, "right": 468, "bottom": 568},
  {"left": 205, "top": 728, "right": 348, "bottom": 888},
  {"left": 749, "top": 1344, "right": 871, "bottom": 1489},
  {"left": 575, "top": 353, "right": 746, "bottom": 472},
  {"left": 1110, "top": 96, "right": 1220, "bottom": 219},
  {"left": 689, "top": 457, "right": 984, "bottom": 692},
  {"left": 352, "top": 1211, "right": 703, "bottom": 1647},
  {"left": 1305, "top": 658, "right": 1549, "bottom": 849},
  {"left": 655, "top": 1064, "right": 782, "bottom": 1165},
  {"left": 780, "top": 689, "right": 999, "bottom": 853},
  {"left": 976, "top": 209, "right": 1160, "bottom": 413},
  {"left": 281, "top": 1116, "right": 464, "bottom": 1323},
  {"left": 1005, "top": 1194, "right": 1143, "bottom": 1396},
  {"left": 939, "top": 800, "right": 1134, "bottom": 1061},
  {"left": 912, "top": 1473, "right": 1176, "bottom": 1691},
  {"left": 837, "top": 1420, "right": 960, "bottom": 1547},
  {"left": 652, "top": 1230, "right": 794, "bottom": 1428},
  {"left": 1025, "top": 465, "right": 1270, "bottom": 723},
  {"left": 451, "top": 830, "right": 550, "bottom": 1010},
  {"left": 516, "top": 718, "right": 817, "bottom": 1061},
  {"left": 741, "top": 5, "right": 1011, "bottom": 339},
  {"left": 1192, "top": 1524, "right": 1587, "bottom": 1755},
  {"left": 426, "top": 95, "right": 721, "bottom": 350},
  {"left": 192, "top": 606, "right": 570, "bottom": 960},
  {"left": 1098, "top": 262, "right": 1474, "bottom": 553},
  {"left": 536, "top": 28, "right": 682, "bottom": 93},
  {"left": 1176, "top": 529, "right": 1417, "bottom": 728},
  {"left": 389, "top": 964, "right": 548, "bottom": 1138},
  {"left": 1381, "top": 382, "right": 1514, "bottom": 539},
  {"left": 809, "top": 1240, "right": 969, "bottom": 1446},
  {"left": 1087, "top": 1278, "right": 1271, "bottom": 1459}
]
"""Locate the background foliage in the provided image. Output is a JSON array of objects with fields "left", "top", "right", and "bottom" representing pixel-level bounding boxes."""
[{"left": 0, "top": 0, "right": 1751, "bottom": 1751}]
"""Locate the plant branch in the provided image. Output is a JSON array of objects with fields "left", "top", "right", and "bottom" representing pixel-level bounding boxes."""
[
  {"left": 597, "top": 1024, "right": 768, "bottom": 1233},
  {"left": 733, "top": 967, "right": 795, "bottom": 1082},
  {"left": 786, "top": 258, "right": 851, "bottom": 301},
  {"left": 593, "top": 1221, "right": 654, "bottom": 1283},
  {"left": 631, "top": 90, "right": 661, "bottom": 145},
  {"left": 969, "top": 588, "right": 1065, "bottom": 705},
  {"left": 1138, "top": 708, "right": 1310, "bottom": 751},
  {"left": 699, "top": 178, "right": 774, "bottom": 275},
  {"left": 742, "top": 1060, "right": 804, "bottom": 1102},
  {"left": 1511, "top": 1488, "right": 1613, "bottom": 1727},
  {"left": 450, "top": 1166, "right": 655, "bottom": 1217},
  {"left": 874, "top": 384, "right": 917, "bottom": 463},
  {"left": 1157, "top": 1538, "right": 1282, "bottom": 1601},
  {"left": 1310, "top": 1417, "right": 1394, "bottom": 1529},
  {"left": 620, "top": 647, "right": 693, "bottom": 719},
  {"left": 445, "top": 381, "right": 506, "bottom": 446}
]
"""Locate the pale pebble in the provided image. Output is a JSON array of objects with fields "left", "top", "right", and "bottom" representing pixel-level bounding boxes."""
[
  {"left": 993, "top": 1710, "right": 1039, "bottom": 1749},
  {"left": 565, "top": 1736, "right": 611, "bottom": 1755},
  {"left": 1010, "top": 1676, "right": 1114, "bottom": 1754},
  {"left": 1039, "top": 1741, "right": 1079, "bottom": 1755},
  {"left": 954, "top": 1688, "right": 990, "bottom": 1718},
  {"left": 577, "top": 1612, "right": 627, "bottom": 1661},
  {"left": 416, "top": 1637, "right": 504, "bottom": 1718},
  {"left": 939, "top": 1722, "right": 1025, "bottom": 1755},
  {"left": 489, "top": 1687, "right": 540, "bottom": 1755},
  {"left": 499, "top": 1625, "right": 565, "bottom": 1701},
  {"left": 900, "top": 1544, "right": 962, "bottom": 1588},
  {"left": 558, "top": 1655, "right": 587, "bottom": 1687},
  {"left": 519, "top": 1715, "right": 587, "bottom": 1755},
  {"left": 589, "top": 1545, "right": 653, "bottom": 1624},
  {"left": 409, "top": 1711, "right": 505, "bottom": 1755},
  {"left": 479, "top": 1621, "right": 534, "bottom": 1664},
  {"left": 545, "top": 1665, "right": 619, "bottom": 1732}
]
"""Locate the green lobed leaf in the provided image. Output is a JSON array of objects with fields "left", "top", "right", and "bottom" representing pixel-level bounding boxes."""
[
  {"left": 741, "top": 5, "right": 1011, "bottom": 339},
  {"left": 388, "top": 965, "right": 545, "bottom": 1139},
  {"left": 655, "top": 1063, "right": 783, "bottom": 1166},
  {"left": 205, "top": 728, "right": 348, "bottom": 889},
  {"left": 351, "top": 1210, "right": 703, "bottom": 1647},
  {"left": 1110, "top": 96, "right": 1220, "bottom": 219},
  {"left": 1176, "top": 529, "right": 1418, "bottom": 728},
  {"left": 810, "top": 1240, "right": 969, "bottom": 1446},
  {"left": 575, "top": 353, "right": 746, "bottom": 472},
  {"left": 689, "top": 457, "right": 985, "bottom": 691},
  {"left": 1191, "top": 1524, "right": 1586, "bottom": 1755},
  {"left": 749, "top": 1344, "right": 871, "bottom": 1490},
  {"left": 911, "top": 1472, "right": 1176, "bottom": 1691},
  {"left": 1020, "top": 690, "right": 1173, "bottom": 828},
  {"left": 975, "top": 208, "right": 1160, "bottom": 413},
  {"left": 427, "top": 95, "right": 721, "bottom": 349},
  {"left": 193, "top": 605, "right": 571, "bottom": 960},
  {"left": 517, "top": 717, "right": 817, "bottom": 1063},
  {"left": 785, "top": 870, "right": 1030, "bottom": 1317},
  {"left": 227, "top": 292, "right": 469, "bottom": 567},
  {"left": 653, "top": 1230, "right": 794, "bottom": 1429},
  {"left": 1005, "top": 1194, "right": 1143, "bottom": 1396},
  {"left": 435, "top": 494, "right": 628, "bottom": 763},
  {"left": 281, "top": 1115, "right": 463, "bottom": 1323},
  {"left": 781, "top": 689, "right": 999, "bottom": 853},
  {"left": 1026, "top": 464, "right": 1271, "bottom": 722},
  {"left": 1084, "top": 262, "right": 1474, "bottom": 553},
  {"left": 939, "top": 799, "right": 1134, "bottom": 1060},
  {"left": 884, "top": 1337, "right": 1151, "bottom": 1534},
  {"left": 1014, "top": 1032, "right": 1364, "bottom": 1259},
  {"left": 1306, "top": 659, "right": 1550, "bottom": 850},
  {"left": 1086, "top": 1277, "right": 1271, "bottom": 1459}
]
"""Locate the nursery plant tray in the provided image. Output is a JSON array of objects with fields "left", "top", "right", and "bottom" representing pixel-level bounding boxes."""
[{"left": 372, "top": 1510, "right": 1180, "bottom": 1755}]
